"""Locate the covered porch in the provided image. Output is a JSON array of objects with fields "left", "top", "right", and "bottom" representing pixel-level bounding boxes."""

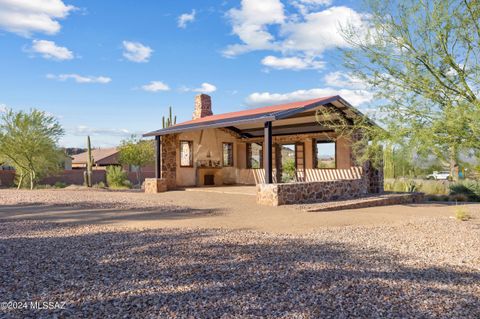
[{"left": 144, "top": 95, "right": 383, "bottom": 205}]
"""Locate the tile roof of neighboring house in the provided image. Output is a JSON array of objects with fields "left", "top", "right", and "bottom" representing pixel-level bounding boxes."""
[
  {"left": 72, "top": 148, "right": 119, "bottom": 165},
  {"left": 144, "top": 95, "right": 370, "bottom": 137}
]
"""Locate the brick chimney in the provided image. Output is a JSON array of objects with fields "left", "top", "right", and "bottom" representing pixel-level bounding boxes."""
[{"left": 193, "top": 94, "right": 213, "bottom": 119}]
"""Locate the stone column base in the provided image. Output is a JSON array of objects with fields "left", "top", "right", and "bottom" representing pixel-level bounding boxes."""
[{"left": 144, "top": 178, "right": 168, "bottom": 193}]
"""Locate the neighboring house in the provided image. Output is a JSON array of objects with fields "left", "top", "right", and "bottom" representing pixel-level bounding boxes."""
[
  {"left": 143, "top": 94, "right": 383, "bottom": 205},
  {"left": 72, "top": 148, "right": 120, "bottom": 170}
]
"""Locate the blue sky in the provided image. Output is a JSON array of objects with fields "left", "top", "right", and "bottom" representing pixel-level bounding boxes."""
[{"left": 0, "top": 0, "right": 373, "bottom": 147}]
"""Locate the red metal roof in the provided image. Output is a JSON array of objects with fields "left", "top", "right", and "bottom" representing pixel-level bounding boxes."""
[
  {"left": 144, "top": 95, "right": 356, "bottom": 136},
  {"left": 175, "top": 96, "right": 336, "bottom": 127}
]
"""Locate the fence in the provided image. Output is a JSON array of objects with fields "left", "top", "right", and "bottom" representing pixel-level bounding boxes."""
[{"left": 0, "top": 169, "right": 155, "bottom": 187}]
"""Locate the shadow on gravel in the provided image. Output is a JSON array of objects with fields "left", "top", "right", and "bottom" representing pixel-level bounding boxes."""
[
  {"left": 0, "top": 223, "right": 479, "bottom": 318},
  {"left": 0, "top": 203, "right": 223, "bottom": 225}
]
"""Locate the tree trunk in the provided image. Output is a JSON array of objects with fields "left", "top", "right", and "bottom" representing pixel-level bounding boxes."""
[
  {"left": 449, "top": 145, "right": 458, "bottom": 181},
  {"left": 136, "top": 167, "right": 142, "bottom": 186},
  {"left": 17, "top": 172, "right": 24, "bottom": 190},
  {"left": 30, "top": 171, "right": 34, "bottom": 190}
]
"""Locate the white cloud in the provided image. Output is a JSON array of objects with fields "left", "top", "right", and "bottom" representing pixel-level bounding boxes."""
[
  {"left": 30, "top": 39, "right": 73, "bottom": 60},
  {"left": 178, "top": 10, "right": 196, "bottom": 28},
  {"left": 122, "top": 41, "right": 153, "bottom": 63},
  {"left": 281, "top": 6, "right": 368, "bottom": 54},
  {"left": 141, "top": 81, "right": 170, "bottom": 92},
  {"left": 0, "top": 0, "right": 76, "bottom": 36},
  {"left": 261, "top": 55, "right": 324, "bottom": 70},
  {"left": 0, "top": 104, "right": 7, "bottom": 113},
  {"left": 224, "top": 2, "right": 370, "bottom": 70},
  {"left": 46, "top": 73, "right": 111, "bottom": 84},
  {"left": 181, "top": 82, "right": 217, "bottom": 93},
  {"left": 245, "top": 87, "right": 373, "bottom": 107},
  {"left": 72, "top": 125, "right": 133, "bottom": 137},
  {"left": 193, "top": 82, "right": 217, "bottom": 93},
  {"left": 292, "top": 0, "right": 332, "bottom": 15},
  {"left": 222, "top": 0, "right": 285, "bottom": 57},
  {"left": 324, "top": 71, "right": 368, "bottom": 89}
]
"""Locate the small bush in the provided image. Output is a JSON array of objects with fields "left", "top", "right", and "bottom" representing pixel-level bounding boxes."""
[
  {"left": 449, "top": 194, "right": 469, "bottom": 202},
  {"left": 403, "top": 180, "right": 419, "bottom": 192},
  {"left": 454, "top": 206, "right": 472, "bottom": 221},
  {"left": 449, "top": 180, "right": 480, "bottom": 201},
  {"left": 419, "top": 181, "right": 449, "bottom": 195},
  {"left": 54, "top": 181, "right": 67, "bottom": 188},
  {"left": 106, "top": 166, "right": 131, "bottom": 189},
  {"left": 93, "top": 181, "right": 106, "bottom": 189}
]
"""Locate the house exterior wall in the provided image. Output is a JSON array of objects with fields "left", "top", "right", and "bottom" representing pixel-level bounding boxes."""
[
  {"left": 174, "top": 128, "right": 238, "bottom": 187},
  {"left": 162, "top": 128, "right": 379, "bottom": 189}
]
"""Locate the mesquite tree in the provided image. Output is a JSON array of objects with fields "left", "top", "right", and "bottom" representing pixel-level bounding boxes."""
[
  {"left": 0, "top": 108, "right": 64, "bottom": 189},
  {"left": 118, "top": 135, "right": 154, "bottom": 186},
  {"left": 338, "top": 0, "right": 480, "bottom": 176}
]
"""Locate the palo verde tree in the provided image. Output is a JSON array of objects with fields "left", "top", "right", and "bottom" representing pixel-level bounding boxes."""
[
  {"left": 335, "top": 0, "right": 480, "bottom": 176},
  {"left": 0, "top": 108, "right": 64, "bottom": 189},
  {"left": 118, "top": 135, "right": 155, "bottom": 186}
]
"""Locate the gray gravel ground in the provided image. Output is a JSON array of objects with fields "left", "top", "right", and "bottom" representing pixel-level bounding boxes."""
[{"left": 0, "top": 190, "right": 479, "bottom": 318}]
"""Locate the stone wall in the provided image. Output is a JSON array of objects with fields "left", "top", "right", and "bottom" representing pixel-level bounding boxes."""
[
  {"left": 144, "top": 178, "right": 167, "bottom": 193},
  {"left": 161, "top": 134, "right": 177, "bottom": 189},
  {"left": 363, "top": 160, "right": 384, "bottom": 193},
  {"left": 257, "top": 179, "right": 368, "bottom": 206}
]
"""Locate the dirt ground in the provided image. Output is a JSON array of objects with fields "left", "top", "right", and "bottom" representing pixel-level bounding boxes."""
[
  {"left": 1, "top": 188, "right": 479, "bottom": 318},
  {"left": 0, "top": 188, "right": 478, "bottom": 234}
]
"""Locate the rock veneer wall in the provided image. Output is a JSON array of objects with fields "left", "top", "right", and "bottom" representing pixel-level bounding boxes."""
[
  {"left": 144, "top": 178, "right": 168, "bottom": 193},
  {"left": 161, "top": 134, "right": 177, "bottom": 189},
  {"left": 363, "top": 160, "right": 384, "bottom": 193},
  {"left": 256, "top": 179, "right": 368, "bottom": 206}
]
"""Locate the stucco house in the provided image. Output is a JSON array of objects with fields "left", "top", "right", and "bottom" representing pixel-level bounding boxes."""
[
  {"left": 143, "top": 94, "right": 383, "bottom": 206},
  {"left": 72, "top": 148, "right": 120, "bottom": 169}
]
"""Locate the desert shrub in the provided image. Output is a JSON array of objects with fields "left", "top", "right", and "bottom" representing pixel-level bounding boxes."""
[
  {"left": 449, "top": 180, "right": 480, "bottom": 201},
  {"left": 93, "top": 181, "right": 106, "bottom": 189},
  {"left": 386, "top": 179, "right": 420, "bottom": 193},
  {"left": 282, "top": 159, "right": 296, "bottom": 183},
  {"left": 403, "top": 180, "right": 419, "bottom": 192},
  {"left": 418, "top": 181, "right": 449, "bottom": 195},
  {"left": 449, "top": 194, "right": 469, "bottom": 202},
  {"left": 106, "top": 166, "right": 131, "bottom": 189},
  {"left": 454, "top": 206, "right": 472, "bottom": 221},
  {"left": 384, "top": 181, "right": 394, "bottom": 191},
  {"left": 54, "top": 181, "right": 66, "bottom": 188}
]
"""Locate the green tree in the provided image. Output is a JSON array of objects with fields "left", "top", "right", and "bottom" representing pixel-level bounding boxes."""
[
  {"left": 0, "top": 108, "right": 64, "bottom": 189},
  {"left": 338, "top": 0, "right": 480, "bottom": 178},
  {"left": 118, "top": 135, "right": 155, "bottom": 185}
]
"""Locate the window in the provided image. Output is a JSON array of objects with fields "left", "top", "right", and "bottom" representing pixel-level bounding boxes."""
[
  {"left": 247, "top": 142, "right": 263, "bottom": 168},
  {"left": 315, "top": 141, "right": 336, "bottom": 168},
  {"left": 223, "top": 143, "right": 234, "bottom": 167},
  {"left": 180, "top": 141, "right": 193, "bottom": 167}
]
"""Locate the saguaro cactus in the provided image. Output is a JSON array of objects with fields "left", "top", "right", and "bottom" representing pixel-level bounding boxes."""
[
  {"left": 162, "top": 106, "right": 177, "bottom": 128},
  {"left": 83, "top": 136, "right": 94, "bottom": 187}
]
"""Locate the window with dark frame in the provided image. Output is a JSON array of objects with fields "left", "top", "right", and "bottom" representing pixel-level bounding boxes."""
[
  {"left": 223, "top": 143, "right": 234, "bottom": 167},
  {"left": 180, "top": 141, "right": 193, "bottom": 167},
  {"left": 247, "top": 142, "right": 263, "bottom": 169},
  {"left": 314, "top": 140, "right": 336, "bottom": 169}
]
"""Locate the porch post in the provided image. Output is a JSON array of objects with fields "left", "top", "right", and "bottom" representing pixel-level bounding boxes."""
[
  {"left": 264, "top": 121, "right": 273, "bottom": 184},
  {"left": 155, "top": 135, "right": 161, "bottom": 179}
]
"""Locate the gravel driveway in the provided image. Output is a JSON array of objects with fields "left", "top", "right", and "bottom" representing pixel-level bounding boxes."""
[{"left": 0, "top": 189, "right": 479, "bottom": 318}]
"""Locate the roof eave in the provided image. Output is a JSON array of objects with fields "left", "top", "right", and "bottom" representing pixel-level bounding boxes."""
[{"left": 143, "top": 114, "right": 277, "bottom": 137}]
